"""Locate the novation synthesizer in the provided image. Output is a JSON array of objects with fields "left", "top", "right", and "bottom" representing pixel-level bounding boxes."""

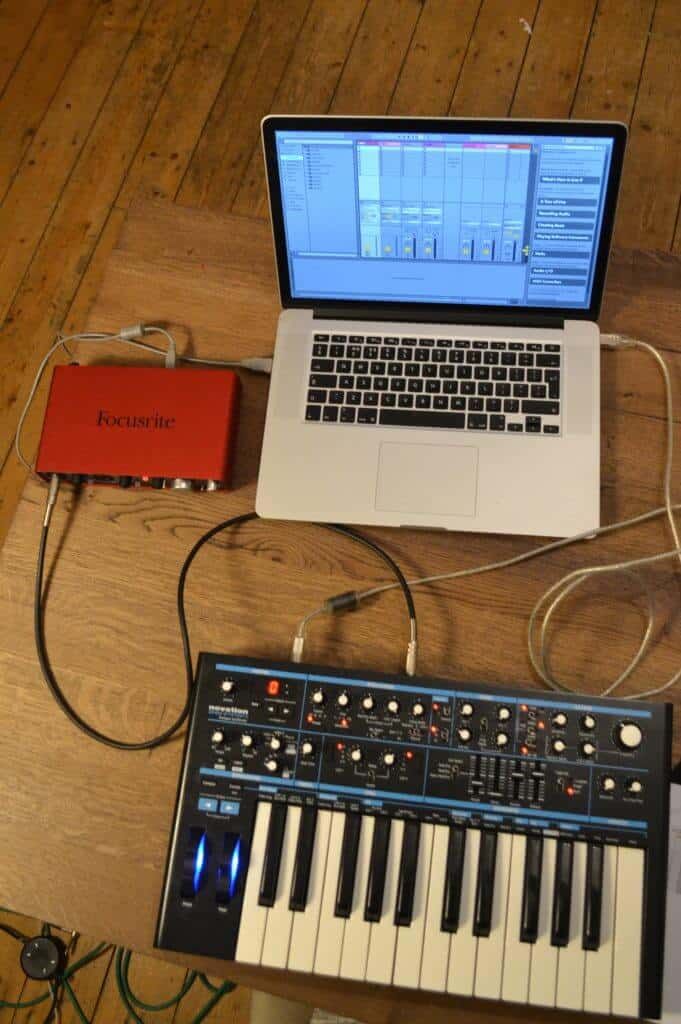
[{"left": 156, "top": 655, "right": 672, "bottom": 1019}]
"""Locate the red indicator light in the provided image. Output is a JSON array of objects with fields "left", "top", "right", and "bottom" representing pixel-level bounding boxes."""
[
  {"left": 433, "top": 703, "right": 440, "bottom": 711},
  {"left": 538, "top": 720, "right": 545, "bottom": 730},
  {"left": 520, "top": 704, "right": 528, "bottom": 712},
  {"left": 340, "top": 717, "right": 349, "bottom": 728},
  {"left": 566, "top": 786, "right": 575, "bottom": 797},
  {"left": 306, "top": 713, "right": 314, "bottom": 724},
  {"left": 430, "top": 725, "right": 438, "bottom": 735},
  {"left": 405, "top": 750, "right": 414, "bottom": 760},
  {"left": 336, "top": 742, "right": 345, "bottom": 751},
  {"left": 266, "top": 679, "right": 281, "bottom": 696},
  {"left": 520, "top": 744, "right": 529, "bottom": 755}
]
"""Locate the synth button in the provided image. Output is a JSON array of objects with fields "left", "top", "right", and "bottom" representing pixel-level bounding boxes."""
[
  {"left": 520, "top": 835, "right": 543, "bottom": 943},
  {"left": 364, "top": 816, "right": 391, "bottom": 922},
  {"left": 387, "top": 698, "right": 400, "bottom": 714},
  {"left": 460, "top": 701, "right": 474, "bottom": 717},
  {"left": 301, "top": 741, "right": 314, "bottom": 757},
  {"left": 361, "top": 694, "right": 375, "bottom": 712},
  {"left": 626, "top": 777, "right": 643, "bottom": 795},
  {"left": 551, "top": 838, "right": 574, "bottom": 947},
  {"left": 458, "top": 727, "right": 472, "bottom": 743},
  {"left": 552, "top": 711, "right": 568, "bottom": 728},
  {"left": 552, "top": 738, "right": 566, "bottom": 754},
  {"left": 581, "top": 740, "right": 596, "bottom": 757},
  {"left": 337, "top": 691, "right": 350, "bottom": 708},
  {"left": 600, "top": 775, "right": 616, "bottom": 794},
  {"left": 335, "top": 812, "right": 362, "bottom": 918},
  {"left": 497, "top": 706, "right": 512, "bottom": 722},
  {"left": 583, "top": 842, "right": 604, "bottom": 951},
  {"left": 311, "top": 688, "right": 325, "bottom": 705},
  {"left": 473, "top": 829, "right": 498, "bottom": 937},
  {"left": 395, "top": 819, "right": 421, "bottom": 926},
  {"left": 211, "top": 730, "right": 225, "bottom": 744},
  {"left": 411, "top": 701, "right": 425, "bottom": 717},
  {"left": 441, "top": 824, "right": 467, "bottom": 932},
  {"left": 350, "top": 747, "right": 363, "bottom": 763},
  {"left": 581, "top": 713, "right": 596, "bottom": 731},
  {"left": 289, "top": 804, "right": 318, "bottom": 912},
  {"left": 258, "top": 802, "right": 287, "bottom": 907},
  {"left": 615, "top": 720, "right": 643, "bottom": 751}
]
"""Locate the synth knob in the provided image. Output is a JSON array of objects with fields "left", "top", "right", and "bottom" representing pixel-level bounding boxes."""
[
  {"left": 460, "top": 702, "right": 474, "bottom": 718},
  {"left": 387, "top": 698, "right": 401, "bottom": 714},
  {"left": 337, "top": 691, "right": 350, "bottom": 708},
  {"left": 220, "top": 680, "right": 235, "bottom": 694},
  {"left": 498, "top": 706, "right": 511, "bottom": 722},
  {"left": 552, "top": 712, "right": 568, "bottom": 728},
  {"left": 616, "top": 721, "right": 643, "bottom": 751},
  {"left": 552, "top": 738, "right": 566, "bottom": 754},
  {"left": 301, "top": 741, "right": 314, "bottom": 757},
  {"left": 311, "top": 688, "right": 325, "bottom": 705},
  {"left": 240, "top": 733, "right": 254, "bottom": 749},
  {"left": 581, "top": 741, "right": 596, "bottom": 757},
  {"left": 211, "top": 730, "right": 225, "bottom": 745},
  {"left": 383, "top": 751, "right": 396, "bottom": 767},
  {"left": 457, "top": 727, "right": 472, "bottom": 743},
  {"left": 600, "top": 775, "right": 616, "bottom": 793},
  {"left": 361, "top": 695, "right": 375, "bottom": 712},
  {"left": 412, "top": 701, "right": 425, "bottom": 717},
  {"left": 264, "top": 757, "right": 279, "bottom": 773},
  {"left": 350, "top": 747, "right": 363, "bottom": 763},
  {"left": 581, "top": 713, "right": 596, "bottom": 731},
  {"left": 269, "top": 736, "right": 282, "bottom": 751},
  {"left": 495, "top": 731, "right": 509, "bottom": 748},
  {"left": 626, "top": 778, "right": 643, "bottom": 795}
]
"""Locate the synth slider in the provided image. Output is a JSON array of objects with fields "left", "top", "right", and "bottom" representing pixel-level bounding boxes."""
[{"left": 156, "top": 655, "right": 672, "bottom": 1019}]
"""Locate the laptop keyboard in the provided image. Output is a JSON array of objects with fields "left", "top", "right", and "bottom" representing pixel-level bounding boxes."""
[{"left": 305, "top": 333, "right": 562, "bottom": 434}]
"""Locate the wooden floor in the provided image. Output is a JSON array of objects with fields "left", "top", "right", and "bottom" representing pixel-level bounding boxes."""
[{"left": 1, "top": 0, "right": 681, "bottom": 1018}]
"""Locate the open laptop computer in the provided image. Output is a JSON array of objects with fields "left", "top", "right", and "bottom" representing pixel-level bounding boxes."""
[{"left": 256, "top": 117, "right": 626, "bottom": 538}]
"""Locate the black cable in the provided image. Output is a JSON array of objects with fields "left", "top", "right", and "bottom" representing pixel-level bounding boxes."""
[
  {"left": 36, "top": 506, "right": 416, "bottom": 751},
  {"left": 0, "top": 922, "right": 30, "bottom": 942}
]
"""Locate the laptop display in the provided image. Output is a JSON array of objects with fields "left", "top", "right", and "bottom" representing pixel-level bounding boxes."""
[{"left": 263, "top": 118, "right": 626, "bottom": 319}]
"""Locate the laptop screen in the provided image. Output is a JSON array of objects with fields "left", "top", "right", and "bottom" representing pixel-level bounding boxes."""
[{"left": 268, "top": 123, "right": 623, "bottom": 315}]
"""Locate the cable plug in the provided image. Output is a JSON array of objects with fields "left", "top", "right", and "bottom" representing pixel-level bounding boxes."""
[
  {"left": 324, "top": 590, "right": 360, "bottom": 613},
  {"left": 119, "top": 324, "right": 146, "bottom": 340},
  {"left": 291, "top": 634, "right": 305, "bottom": 663},
  {"left": 239, "top": 356, "right": 273, "bottom": 374},
  {"left": 600, "top": 332, "right": 637, "bottom": 349},
  {"left": 43, "top": 474, "right": 60, "bottom": 527},
  {"left": 405, "top": 640, "right": 417, "bottom": 677}
]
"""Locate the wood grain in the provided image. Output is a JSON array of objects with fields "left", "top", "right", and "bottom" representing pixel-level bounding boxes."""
[
  {"left": 0, "top": 0, "right": 47, "bottom": 97},
  {"left": 0, "top": 199, "right": 679, "bottom": 1024}
]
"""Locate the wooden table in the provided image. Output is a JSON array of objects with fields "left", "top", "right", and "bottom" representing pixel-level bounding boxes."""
[{"left": 1, "top": 199, "right": 679, "bottom": 1024}]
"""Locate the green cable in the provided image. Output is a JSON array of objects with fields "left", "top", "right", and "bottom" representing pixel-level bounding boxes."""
[
  {"left": 61, "top": 978, "right": 91, "bottom": 1024},
  {"left": 115, "top": 948, "right": 236, "bottom": 1024},
  {"left": 117, "top": 948, "right": 197, "bottom": 1011},
  {"left": 198, "top": 972, "right": 235, "bottom": 995},
  {"left": 190, "top": 981, "right": 236, "bottom": 1024}
]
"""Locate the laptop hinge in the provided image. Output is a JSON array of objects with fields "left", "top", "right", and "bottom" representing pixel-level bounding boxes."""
[{"left": 312, "top": 306, "right": 566, "bottom": 330}]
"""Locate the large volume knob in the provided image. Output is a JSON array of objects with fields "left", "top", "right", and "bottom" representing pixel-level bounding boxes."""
[{"left": 616, "top": 721, "right": 643, "bottom": 751}]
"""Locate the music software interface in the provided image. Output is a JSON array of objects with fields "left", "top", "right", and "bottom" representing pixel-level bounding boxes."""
[{"left": 274, "top": 129, "right": 615, "bottom": 308}]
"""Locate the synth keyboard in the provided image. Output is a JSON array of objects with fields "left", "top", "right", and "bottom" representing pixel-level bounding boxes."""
[{"left": 156, "top": 655, "right": 672, "bottom": 1019}]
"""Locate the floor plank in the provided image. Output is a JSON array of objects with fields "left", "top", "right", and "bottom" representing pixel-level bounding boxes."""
[
  {"left": 91, "top": 951, "right": 188, "bottom": 1024},
  {"left": 0, "top": 0, "right": 98, "bottom": 201},
  {"left": 171, "top": 975, "right": 251, "bottom": 1024},
  {"left": 615, "top": 0, "right": 681, "bottom": 250},
  {"left": 0, "top": 0, "right": 48, "bottom": 97}
]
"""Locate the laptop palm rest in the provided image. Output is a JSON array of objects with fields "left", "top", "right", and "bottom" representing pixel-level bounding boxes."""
[{"left": 375, "top": 442, "right": 479, "bottom": 517}]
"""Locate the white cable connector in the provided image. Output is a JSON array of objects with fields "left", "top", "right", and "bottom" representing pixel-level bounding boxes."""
[
  {"left": 43, "top": 474, "right": 60, "bottom": 527},
  {"left": 238, "top": 356, "right": 274, "bottom": 374},
  {"left": 291, "top": 634, "right": 305, "bottom": 663},
  {"left": 405, "top": 640, "right": 417, "bottom": 677}
]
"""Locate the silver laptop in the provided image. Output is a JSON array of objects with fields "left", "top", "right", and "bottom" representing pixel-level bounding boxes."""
[{"left": 256, "top": 116, "right": 626, "bottom": 538}]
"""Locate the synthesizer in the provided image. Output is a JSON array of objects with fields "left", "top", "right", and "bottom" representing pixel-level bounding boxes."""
[{"left": 156, "top": 655, "right": 672, "bottom": 1019}]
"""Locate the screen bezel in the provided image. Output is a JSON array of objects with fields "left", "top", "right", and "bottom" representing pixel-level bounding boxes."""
[{"left": 262, "top": 115, "right": 627, "bottom": 323}]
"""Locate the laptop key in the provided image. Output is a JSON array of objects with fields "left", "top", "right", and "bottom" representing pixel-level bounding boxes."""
[
  {"left": 329, "top": 391, "right": 344, "bottom": 404},
  {"left": 380, "top": 410, "right": 465, "bottom": 429},
  {"left": 486, "top": 399, "right": 502, "bottom": 412},
  {"left": 548, "top": 379, "right": 560, "bottom": 399},
  {"left": 349, "top": 334, "right": 364, "bottom": 343},
  {"left": 422, "top": 365, "right": 437, "bottom": 379},
  {"left": 416, "top": 395, "right": 431, "bottom": 409},
  {"left": 490, "top": 415, "right": 506, "bottom": 431},
  {"left": 451, "top": 397, "right": 465, "bottom": 411},
  {"left": 472, "top": 340, "right": 488, "bottom": 349},
  {"left": 357, "top": 408, "right": 378, "bottom": 424},
  {"left": 478, "top": 382, "right": 493, "bottom": 396},
  {"left": 371, "top": 361, "right": 386, "bottom": 375},
  {"left": 491, "top": 341, "right": 506, "bottom": 350},
  {"left": 474, "top": 366, "right": 490, "bottom": 380},
  {"left": 354, "top": 360, "right": 368, "bottom": 374},
  {"left": 310, "top": 374, "right": 337, "bottom": 388},
  {"left": 339, "top": 376, "right": 354, "bottom": 389},
  {"left": 496, "top": 383, "right": 511, "bottom": 397},
  {"left": 509, "top": 342, "right": 523, "bottom": 351},
  {"left": 504, "top": 399, "right": 520, "bottom": 413},
  {"left": 340, "top": 407, "right": 356, "bottom": 423},
  {"left": 365, "top": 346, "right": 379, "bottom": 360},
  {"left": 527, "top": 369, "right": 542, "bottom": 383},
  {"left": 374, "top": 378, "right": 389, "bottom": 391},
  {"left": 466, "top": 351, "right": 482, "bottom": 364},
  {"left": 397, "top": 347, "right": 413, "bottom": 361},
  {"left": 388, "top": 363, "right": 402, "bottom": 376},
  {"left": 527, "top": 343, "right": 542, "bottom": 352},
  {"left": 525, "top": 416, "right": 541, "bottom": 432},
  {"left": 356, "top": 376, "right": 371, "bottom": 390},
  {"left": 508, "top": 422, "right": 524, "bottom": 432},
  {"left": 347, "top": 345, "right": 362, "bottom": 359},
  {"left": 425, "top": 380, "right": 441, "bottom": 394},
  {"left": 457, "top": 365, "right": 472, "bottom": 379},
  {"left": 484, "top": 351, "right": 499, "bottom": 365},
  {"left": 398, "top": 394, "right": 414, "bottom": 408},
  {"left": 308, "top": 390, "right": 327, "bottom": 403},
  {"left": 381, "top": 393, "right": 397, "bottom": 407},
  {"left": 311, "top": 358, "right": 334, "bottom": 372},
  {"left": 419, "top": 338, "right": 435, "bottom": 347},
  {"left": 330, "top": 345, "right": 345, "bottom": 358},
  {"left": 437, "top": 338, "right": 453, "bottom": 348},
  {"left": 545, "top": 343, "right": 560, "bottom": 352},
  {"left": 381, "top": 347, "right": 396, "bottom": 360},
  {"left": 522, "top": 400, "right": 559, "bottom": 415},
  {"left": 332, "top": 334, "right": 347, "bottom": 342},
  {"left": 443, "top": 380, "right": 458, "bottom": 394},
  {"left": 439, "top": 365, "right": 455, "bottom": 378},
  {"left": 509, "top": 367, "right": 524, "bottom": 381},
  {"left": 468, "top": 414, "right": 488, "bottom": 430},
  {"left": 530, "top": 384, "right": 547, "bottom": 398},
  {"left": 519, "top": 353, "right": 534, "bottom": 366},
  {"left": 432, "top": 349, "right": 447, "bottom": 363},
  {"left": 383, "top": 336, "right": 399, "bottom": 344},
  {"left": 323, "top": 406, "right": 339, "bottom": 422},
  {"left": 363, "top": 393, "right": 379, "bottom": 406},
  {"left": 314, "top": 333, "right": 330, "bottom": 341},
  {"left": 544, "top": 424, "right": 560, "bottom": 434},
  {"left": 537, "top": 354, "right": 560, "bottom": 367},
  {"left": 306, "top": 406, "right": 322, "bottom": 421},
  {"left": 408, "top": 379, "right": 424, "bottom": 393},
  {"left": 415, "top": 349, "right": 429, "bottom": 362},
  {"left": 501, "top": 352, "right": 517, "bottom": 365},
  {"left": 455, "top": 339, "right": 470, "bottom": 348},
  {"left": 434, "top": 396, "right": 448, "bottom": 410},
  {"left": 461, "top": 381, "right": 475, "bottom": 395},
  {"left": 513, "top": 383, "right": 529, "bottom": 397},
  {"left": 312, "top": 343, "right": 328, "bottom": 357},
  {"left": 390, "top": 378, "right": 406, "bottom": 392},
  {"left": 468, "top": 398, "right": 484, "bottom": 412},
  {"left": 405, "top": 363, "right": 420, "bottom": 377},
  {"left": 346, "top": 392, "right": 362, "bottom": 405},
  {"left": 449, "top": 350, "right": 464, "bottom": 364},
  {"left": 492, "top": 366, "right": 507, "bottom": 380}
]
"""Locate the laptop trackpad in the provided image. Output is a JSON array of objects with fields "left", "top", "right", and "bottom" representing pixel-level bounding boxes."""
[{"left": 375, "top": 442, "right": 478, "bottom": 517}]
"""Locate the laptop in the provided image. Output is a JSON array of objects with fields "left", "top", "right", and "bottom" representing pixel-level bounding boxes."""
[{"left": 256, "top": 116, "right": 626, "bottom": 538}]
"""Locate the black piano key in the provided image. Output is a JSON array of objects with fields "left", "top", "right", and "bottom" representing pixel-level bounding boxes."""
[
  {"left": 289, "top": 804, "right": 318, "bottom": 912},
  {"left": 394, "top": 819, "right": 421, "bottom": 926},
  {"left": 551, "top": 837, "right": 574, "bottom": 946},
  {"left": 520, "top": 835, "right": 543, "bottom": 943},
  {"left": 335, "top": 812, "right": 362, "bottom": 918},
  {"left": 582, "top": 842, "right": 604, "bottom": 951},
  {"left": 441, "top": 824, "right": 467, "bottom": 932},
  {"left": 258, "top": 802, "right": 287, "bottom": 907},
  {"left": 364, "top": 816, "right": 391, "bottom": 922},
  {"left": 473, "top": 829, "right": 498, "bottom": 937}
]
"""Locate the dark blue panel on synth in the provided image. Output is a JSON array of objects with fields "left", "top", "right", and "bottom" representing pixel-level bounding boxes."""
[{"left": 155, "top": 654, "right": 672, "bottom": 1019}]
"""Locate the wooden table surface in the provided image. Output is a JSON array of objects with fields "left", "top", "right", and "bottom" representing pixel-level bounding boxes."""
[{"left": 0, "top": 199, "right": 680, "bottom": 1024}]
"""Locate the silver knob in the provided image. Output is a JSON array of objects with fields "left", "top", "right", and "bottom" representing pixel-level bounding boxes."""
[
  {"left": 552, "top": 712, "right": 568, "bottom": 728},
  {"left": 458, "top": 727, "right": 472, "bottom": 743},
  {"left": 221, "top": 680, "right": 234, "bottom": 693},
  {"left": 581, "top": 713, "right": 596, "bottom": 730},
  {"left": 362, "top": 695, "right": 375, "bottom": 712},
  {"left": 498, "top": 706, "right": 511, "bottom": 722},
  {"left": 301, "top": 741, "right": 314, "bottom": 756},
  {"left": 617, "top": 721, "right": 643, "bottom": 751},
  {"left": 627, "top": 778, "right": 643, "bottom": 795},
  {"left": 581, "top": 741, "right": 596, "bottom": 757},
  {"left": 337, "top": 691, "right": 350, "bottom": 708},
  {"left": 383, "top": 752, "right": 396, "bottom": 766},
  {"left": 387, "top": 698, "right": 400, "bottom": 714},
  {"left": 269, "top": 736, "right": 281, "bottom": 751},
  {"left": 601, "top": 775, "right": 616, "bottom": 793},
  {"left": 552, "top": 738, "right": 566, "bottom": 754},
  {"left": 240, "top": 733, "right": 253, "bottom": 748},
  {"left": 211, "top": 730, "right": 224, "bottom": 744},
  {"left": 264, "top": 757, "right": 279, "bottom": 773},
  {"left": 350, "top": 747, "right": 363, "bottom": 763},
  {"left": 460, "top": 702, "right": 474, "bottom": 718},
  {"left": 496, "top": 732, "right": 509, "bottom": 748},
  {"left": 412, "top": 701, "right": 425, "bottom": 717},
  {"left": 311, "top": 688, "right": 325, "bottom": 705}
]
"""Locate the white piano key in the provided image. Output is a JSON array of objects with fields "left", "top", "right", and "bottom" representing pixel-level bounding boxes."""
[
  {"left": 555, "top": 839, "right": 587, "bottom": 1010},
  {"left": 528, "top": 836, "right": 559, "bottom": 1007},
  {"left": 260, "top": 804, "right": 301, "bottom": 969},
  {"left": 419, "top": 824, "right": 451, "bottom": 993},
  {"left": 447, "top": 826, "right": 480, "bottom": 997},
  {"left": 366, "top": 818, "right": 403, "bottom": 985},
  {"left": 288, "top": 809, "right": 332, "bottom": 974},
  {"left": 234, "top": 802, "right": 271, "bottom": 965},
  {"left": 393, "top": 823, "right": 434, "bottom": 988},
  {"left": 501, "top": 833, "right": 532, "bottom": 1003},
  {"left": 313, "top": 811, "right": 347, "bottom": 977},
  {"left": 583, "top": 843, "right": 617, "bottom": 1015},
  {"left": 611, "top": 846, "right": 644, "bottom": 1017},
  {"left": 474, "top": 830, "right": 512, "bottom": 999},
  {"left": 340, "top": 815, "right": 375, "bottom": 981}
]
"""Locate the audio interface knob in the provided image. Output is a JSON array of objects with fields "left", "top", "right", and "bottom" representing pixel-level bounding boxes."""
[
  {"left": 383, "top": 752, "right": 396, "bottom": 766},
  {"left": 460, "top": 702, "right": 474, "bottom": 718},
  {"left": 350, "top": 747, "right": 363, "bottom": 763},
  {"left": 581, "top": 741, "right": 596, "bottom": 757},
  {"left": 581, "top": 713, "right": 596, "bottom": 731},
  {"left": 337, "top": 691, "right": 350, "bottom": 708},
  {"left": 211, "top": 730, "right": 225, "bottom": 745},
  {"left": 616, "top": 721, "right": 643, "bottom": 751},
  {"left": 220, "top": 680, "right": 235, "bottom": 694},
  {"left": 269, "top": 736, "right": 282, "bottom": 751},
  {"left": 412, "top": 701, "right": 425, "bottom": 717},
  {"left": 362, "top": 695, "right": 375, "bottom": 712},
  {"left": 301, "top": 741, "right": 314, "bottom": 757},
  {"left": 311, "top": 688, "right": 325, "bottom": 705},
  {"left": 600, "top": 775, "right": 616, "bottom": 793},
  {"left": 240, "top": 733, "right": 253, "bottom": 748},
  {"left": 552, "top": 738, "right": 566, "bottom": 754},
  {"left": 387, "top": 698, "right": 400, "bottom": 714},
  {"left": 495, "top": 731, "right": 509, "bottom": 748},
  {"left": 552, "top": 712, "right": 568, "bottom": 728},
  {"left": 264, "top": 757, "right": 279, "bottom": 773},
  {"left": 627, "top": 778, "right": 643, "bottom": 795},
  {"left": 498, "top": 706, "right": 511, "bottom": 722},
  {"left": 457, "top": 727, "right": 472, "bottom": 743}
]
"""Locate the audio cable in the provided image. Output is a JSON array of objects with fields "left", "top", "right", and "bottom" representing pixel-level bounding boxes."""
[{"left": 36, "top": 502, "right": 417, "bottom": 750}]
